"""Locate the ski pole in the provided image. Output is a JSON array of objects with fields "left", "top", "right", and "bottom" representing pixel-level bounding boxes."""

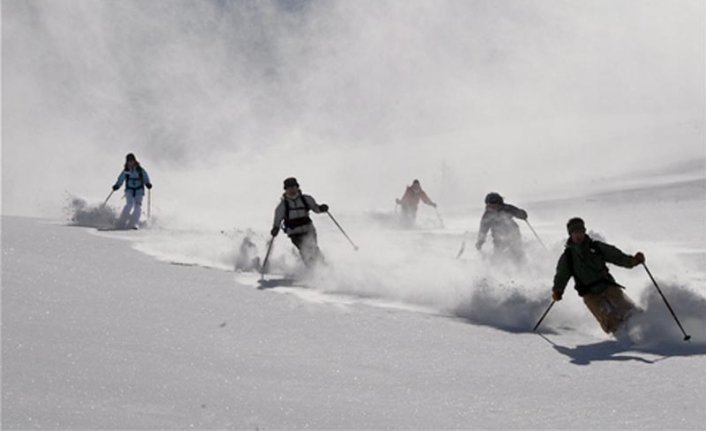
[
  {"left": 533, "top": 300, "right": 555, "bottom": 332},
  {"left": 642, "top": 263, "right": 691, "bottom": 341},
  {"left": 525, "top": 220, "right": 548, "bottom": 251},
  {"left": 103, "top": 190, "right": 114, "bottom": 206},
  {"left": 327, "top": 212, "right": 359, "bottom": 251},
  {"left": 147, "top": 189, "right": 151, "bottom": 219},
  {"left": 260, "top": 237, "right": 275, "bottom": 280},
  {"left": 456, "top": 231, "right": 469, "bottom": 259}
]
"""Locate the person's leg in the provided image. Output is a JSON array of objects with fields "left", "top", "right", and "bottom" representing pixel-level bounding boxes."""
[
  {"left": 289, "top": 231, "right": 323, "bottom": 267},
  {"left": 400, "top": 206, "right": 415, "bottom": 228},
  {"left": 491, "top": 237, "right": 520, "bottom": 265},
  {"left": 289, "top": 233, "right": 304, "bottom": 250},
  {"left": 583, "top": 293, "right": 615, "bottom": 333},
  {"left": 503, "top": 239, "right": 525, "bottom": 265},
  {"left": 603, "top": 285, "right": 637, "bottom": 323},
  {"left": 300, "top": 230, "right": 323, "bottom": 267},
  {"left": 118, "top": 193, "right": 134, "bottom": 229},
  {"left": 288, "top": 234, "right": 308, "bottom": 266},
  {"left": 128, "top": 193, "right": 143, "bottom": 228},
  {"left": 583, "top": 287, "right": 636, "bottom": 334}
]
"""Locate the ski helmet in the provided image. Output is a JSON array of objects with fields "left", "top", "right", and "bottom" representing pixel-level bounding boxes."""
[
  {"left": 485, "top": 192, "right": 503, "bottom": 205},
  {"left": 283, "top": 177, "right": 299, "bottom": 189},
  {"left": 126, "top": 153, "right": 137, "bottom": 162}
]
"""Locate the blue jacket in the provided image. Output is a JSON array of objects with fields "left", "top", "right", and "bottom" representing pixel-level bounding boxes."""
[{"left": 114, "top": 167, "right": 151, "bottom": 197}]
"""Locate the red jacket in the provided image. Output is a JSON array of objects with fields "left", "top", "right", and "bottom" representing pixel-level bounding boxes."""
[{"left": 399, "top": 186, "right": 433, "bottom": 209}]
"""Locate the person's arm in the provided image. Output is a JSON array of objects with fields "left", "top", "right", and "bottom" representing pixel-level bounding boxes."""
[
  {"left": 502, "top": 204, "right": 527, "bottom": 220},
  {"left": 420, "top": 191, "right": 436, "bottom": 207},
  {"left": 271, "top": 200, "right": 285, "bottom": 236},
  {"left": 476, "top": 212, "right": 490, "bottom": 249},
  {"left": 399, "top": 187, "right": 412, "bottom": 205},
  {"left": 304, "top": 195, "right": 327, "bottom": 213},
  {"left": 113, "top": 172, "right": 127, "bottom": 190},
  {"left": 596, "top": 242, "right": 641, "bottom": 268},
  {"left": 142, "top": 168, "right": 152, "bottom": 189},
  {"left": 552, "top": 251, "right": 572, "bottom": 300}
]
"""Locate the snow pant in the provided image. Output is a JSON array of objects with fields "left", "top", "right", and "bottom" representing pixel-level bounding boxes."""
[
  {"left": 288, "top": 229, "right": 324, "bottom": 267},
  {"left": 583, "top": 285, "right": 637, "bottom": 334},
  {"left": 399, "top": 205, "right": 417, "bottom": 228},
  {"left": 118, "top": 192, "right": 143, "bottom": 229},
  {"left": 491, "top": 240, "right": 525, "bottom": 265}
]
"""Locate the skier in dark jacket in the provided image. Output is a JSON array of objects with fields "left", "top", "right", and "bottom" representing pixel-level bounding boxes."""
[
  {"left": 551, "top": 217, "right": 645, "bottom": 334},
  {"left": 112, "top": 153, "right": 152, "bottom": 229},
  {"left": 271, "top": 177, "right": 328, "bottom": 267},
  {"left": 475, "top": 192, "right": 527, "bottom": 262},
  {"left": 395, "top": 179, "right": 437, "bottom": 228}
]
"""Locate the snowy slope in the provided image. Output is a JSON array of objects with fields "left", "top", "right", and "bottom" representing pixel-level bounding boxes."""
[
  {"left": 3, "top": 1, "right": 705, "bottom": 428},
  {"left": 3, "top": 215, "right": 705, "bottom": 429}
]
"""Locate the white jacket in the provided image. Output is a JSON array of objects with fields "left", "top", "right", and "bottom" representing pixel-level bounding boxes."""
[{"left": 272, "top": 193, "right": 323, "bottom": 235}]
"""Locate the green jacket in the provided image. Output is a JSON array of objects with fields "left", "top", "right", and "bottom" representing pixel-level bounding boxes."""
[{"left": 552, "top": 235, "right": 635, "bottom": 296}]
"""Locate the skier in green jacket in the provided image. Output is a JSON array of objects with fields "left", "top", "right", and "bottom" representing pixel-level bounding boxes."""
[{"left": 551, "top": 217, "right": 645, "bottom": 334}]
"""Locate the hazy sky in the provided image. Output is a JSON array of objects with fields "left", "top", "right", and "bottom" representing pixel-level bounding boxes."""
[{"left": 3, "top": 0, "right": 704, "bottom": 219}]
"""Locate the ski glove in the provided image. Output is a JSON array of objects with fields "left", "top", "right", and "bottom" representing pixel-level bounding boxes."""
[
  {"left": 631, "top": 252, "right": 645, "bottom": 267},
  {"left": 270, "top": 227, "right": 279, "bottom": 237},
  {"left": 552, "top": 290, "right": 563, "bottom": 301},
  {"left": 319, "top": 204, "right": 329, "bottom": 212},
  {"left": 145, "top": 183, "right": 153, "bottom": 189},
  {"left": 112, "top": 184, "right": 120, "bottom": 191}
]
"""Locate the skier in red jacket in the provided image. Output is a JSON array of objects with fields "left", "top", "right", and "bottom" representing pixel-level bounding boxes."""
[{"left": 396, "top": 179, "right": 437, "bottom": 228}]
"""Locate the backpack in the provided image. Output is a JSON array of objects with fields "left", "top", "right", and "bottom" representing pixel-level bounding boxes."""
[
  {"left": 124, "top": 166, "right": 145, "bottom": 196},
  {"left": 283, "top": 193, "right": 312, "bottom": 231}
]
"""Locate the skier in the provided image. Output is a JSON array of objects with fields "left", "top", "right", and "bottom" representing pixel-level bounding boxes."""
[
  {"left": 395, "top": 179, "right": 437, "bottom": 228},
  {"left": 551, "top": 217, "right": 645, "bottom": 335},
  {"left": 475, "top": 192, "right": 527, "bottom": 262},
  {"left": 111, "top": 153, "right": 152, "bottom": 229},
  {"left": 271, "top": 177, "right": 328, "bottom": 267}
]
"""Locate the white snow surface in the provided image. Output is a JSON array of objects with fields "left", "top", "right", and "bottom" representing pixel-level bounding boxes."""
[{"left": 3, "top": 176, "right": 706, "bottom": 429}]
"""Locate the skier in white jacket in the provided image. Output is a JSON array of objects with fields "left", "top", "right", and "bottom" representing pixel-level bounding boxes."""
[{"left": 271, "top": 177, "right": 328, "bottom": 267}]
